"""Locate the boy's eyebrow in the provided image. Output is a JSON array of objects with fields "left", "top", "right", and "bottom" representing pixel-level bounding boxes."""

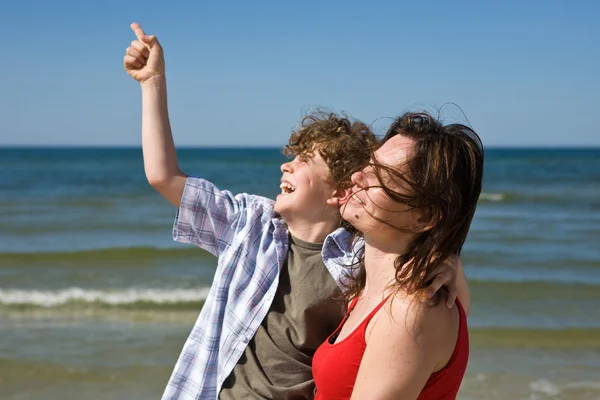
[{"left": 300, "top": 151, "right": 315, "bottom": 160}]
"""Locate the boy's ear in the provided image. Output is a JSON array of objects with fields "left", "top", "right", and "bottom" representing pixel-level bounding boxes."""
[
  {"left": 326, "top": 196, "right": 341, "bottom": 207},
  {"left": 326, "top": 187, "right": 349, "bottom": 207}
]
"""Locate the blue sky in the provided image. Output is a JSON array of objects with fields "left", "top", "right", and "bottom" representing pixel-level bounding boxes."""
[{"left": 1, "top": 0, "right": 598, "bottom": 147}]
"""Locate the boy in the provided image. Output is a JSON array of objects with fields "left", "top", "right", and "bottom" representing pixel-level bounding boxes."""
[{"left": 124, "top": 23, "right": 467, "bottom": 400}]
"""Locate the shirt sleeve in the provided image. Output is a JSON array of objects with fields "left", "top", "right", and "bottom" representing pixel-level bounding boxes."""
[
  {"left": 322, "top": 228, "right": 364, "bottom": 288},
  {"left": 172, "top": 176, "right": 253, "bottom": 257}
]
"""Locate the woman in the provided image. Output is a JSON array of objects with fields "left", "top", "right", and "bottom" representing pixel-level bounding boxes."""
[{"left": 312, "top": 112, "right": 483, "bottom": 399}]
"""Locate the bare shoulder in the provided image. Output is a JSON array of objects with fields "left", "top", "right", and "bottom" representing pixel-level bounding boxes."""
[
  {"left": 369, "top": 292, "right": 459, "bottom": 352},
  {"left": 353, "top": 293, "right": 461, "bottom": 399}
]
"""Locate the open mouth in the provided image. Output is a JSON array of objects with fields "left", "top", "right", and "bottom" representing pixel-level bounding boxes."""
[
  {"left": 338, "top": 188, "right": 366, "bottom": 206},
  {"left": 351, "top": 193, "right": 365, "bottom": 206},
  {"left": 279, "top": 182, "right": 296, "bottom": 195}
]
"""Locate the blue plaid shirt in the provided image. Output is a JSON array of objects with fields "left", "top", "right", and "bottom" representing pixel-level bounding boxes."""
[{"left": 161, "top": 177, "right": 356, "bottom": 400}]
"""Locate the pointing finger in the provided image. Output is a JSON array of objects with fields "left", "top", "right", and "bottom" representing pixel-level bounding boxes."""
[
  {"left": 130, "top": 22, "right": 146, "bottom": 40},
  {"left": 141, "top": 34, "right": 159, "bottom": 46},
  {"left": 140, "top": 35, "right": 162, "bottom": 54}
]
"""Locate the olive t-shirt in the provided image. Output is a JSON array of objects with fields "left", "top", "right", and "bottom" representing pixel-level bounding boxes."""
[{"left": 219, "top": 235, "right": 344, "bottom": 399}]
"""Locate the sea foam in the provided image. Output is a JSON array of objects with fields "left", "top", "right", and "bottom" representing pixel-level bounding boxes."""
[{"left": 0, "top": 287, "right": 210, "bottom": 308}]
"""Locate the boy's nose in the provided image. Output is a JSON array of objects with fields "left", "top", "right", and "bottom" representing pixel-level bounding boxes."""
[{"left": 281, "top": 161, "right": 292, "bottom": 173}]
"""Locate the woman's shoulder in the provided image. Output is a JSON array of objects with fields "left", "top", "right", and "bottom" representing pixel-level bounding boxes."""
[
  {"left": 381, "top": 292, "right": 459, "bottom": 341},
  {"left": 362, "top": 291, "right": 461, "bottom": 384}
]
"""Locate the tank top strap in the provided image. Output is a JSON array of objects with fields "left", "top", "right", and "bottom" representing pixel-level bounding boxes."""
[
  {"left": 347, "top": 294, "right": 392, "bottom": 319},
  {"left": 348, "top": 296, "right": 359, "bottom": 312},
  {"left": 364, "top": 294, "right": 392, "bottom": 321}
]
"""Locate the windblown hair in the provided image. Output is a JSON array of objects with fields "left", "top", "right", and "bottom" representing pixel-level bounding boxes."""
[
  {"left": 343, "top": 111, "right": 484, "bottom": 305},
  {"left": 283, "top": 111, "right": 377, "bottom": 190}
]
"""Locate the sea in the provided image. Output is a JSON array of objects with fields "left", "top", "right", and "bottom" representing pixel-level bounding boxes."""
[{"left": 1, "top": 147, "right": 599, "bottom": 400}]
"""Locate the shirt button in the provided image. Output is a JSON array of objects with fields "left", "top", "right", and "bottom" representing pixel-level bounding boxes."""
[{"left": 265, "top": 294, "right": 272, "bottom": 301}]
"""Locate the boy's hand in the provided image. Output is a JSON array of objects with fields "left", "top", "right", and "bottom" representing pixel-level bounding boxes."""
[
  {"left": 424, "top": 254, "right": 462, "bottom": 308},
  {"left": 124, "top": 23, "right": 165, "bottom": 83}
]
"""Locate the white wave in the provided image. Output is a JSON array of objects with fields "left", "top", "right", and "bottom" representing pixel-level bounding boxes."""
[
  {"left": 479, "top": 192, "right": 506, "bottom": 202},
  {"left": 565, "top": 381, "right": 600, "bottom": 390},
  {"left": 0, "top": 287, "right": 210, "bottom": 307},
  {"left": 530, "top": 379, "right": 560, "bottom": 396}
]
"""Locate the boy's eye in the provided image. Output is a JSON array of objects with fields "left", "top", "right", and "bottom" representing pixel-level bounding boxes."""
[{"left": 298, "top": 154, "right": 311, "bottom": 163}]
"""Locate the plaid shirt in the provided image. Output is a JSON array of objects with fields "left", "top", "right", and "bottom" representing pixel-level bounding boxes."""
[{"left": 161, "top": 177, "right": 356, "bottom": 400}]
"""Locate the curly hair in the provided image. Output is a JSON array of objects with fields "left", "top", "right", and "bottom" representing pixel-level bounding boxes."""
[
  {"left": 343, "top": 111, "right": 484, "bottom": 306},
  {"left": 283, "top": 111, "right": 378, "bottom": 190}
]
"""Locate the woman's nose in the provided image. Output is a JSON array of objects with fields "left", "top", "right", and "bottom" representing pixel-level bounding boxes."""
[{"left": 351, "top": 170, "right": 364, "bottom": 186}]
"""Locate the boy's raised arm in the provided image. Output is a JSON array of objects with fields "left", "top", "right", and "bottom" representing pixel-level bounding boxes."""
[{"left": 125, "top": 22, "right": 187, "bottom": 207}]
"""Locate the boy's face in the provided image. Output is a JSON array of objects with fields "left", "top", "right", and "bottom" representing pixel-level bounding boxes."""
[{"left": 274, "top": 150, "right": 339, "bottom": 224}]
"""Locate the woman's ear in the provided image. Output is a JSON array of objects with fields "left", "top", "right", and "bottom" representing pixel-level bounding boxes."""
[{"left": 415, "top": 208, "right": 439, "bottom": 232}]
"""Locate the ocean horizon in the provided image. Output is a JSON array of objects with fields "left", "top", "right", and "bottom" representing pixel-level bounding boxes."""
[{"left": 2, "top": 145, "right": 599, "bottom": 149}]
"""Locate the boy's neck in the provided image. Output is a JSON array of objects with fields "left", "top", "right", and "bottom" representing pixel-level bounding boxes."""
[{"left": 286, "top": 219, "right": 341, "bottom": 244}]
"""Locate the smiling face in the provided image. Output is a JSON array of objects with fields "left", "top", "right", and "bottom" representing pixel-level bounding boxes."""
[
  {"left": 274, "top": 149, "right": 340, "bottom": 226},
  {"left": 342, "top": 135, "right": 421, "bottom": 240},
  {"left": 340, "top": 111, "right": 485, "bottom": 301}
]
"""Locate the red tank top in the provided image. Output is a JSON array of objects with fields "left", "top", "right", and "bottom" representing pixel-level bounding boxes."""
[{"left": 312, "top": 296, "right": 469, "bottom": 400}]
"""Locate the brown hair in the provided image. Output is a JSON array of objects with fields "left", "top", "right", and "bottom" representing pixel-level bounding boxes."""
[
  {"left": 343, "top": 111, "right": 484, "bottom": 304},
  {"left": 283, "top": 110, "right": 378, "bottom": 190}
]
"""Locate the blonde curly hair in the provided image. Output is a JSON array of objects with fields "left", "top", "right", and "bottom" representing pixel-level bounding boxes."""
[{"left": 283, "top": 111, "right": 377, "bottom": 189}]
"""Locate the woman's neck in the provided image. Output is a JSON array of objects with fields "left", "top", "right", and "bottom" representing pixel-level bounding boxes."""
[{"left": 361, "top": 234, "right": 411, "bottom": 296}]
